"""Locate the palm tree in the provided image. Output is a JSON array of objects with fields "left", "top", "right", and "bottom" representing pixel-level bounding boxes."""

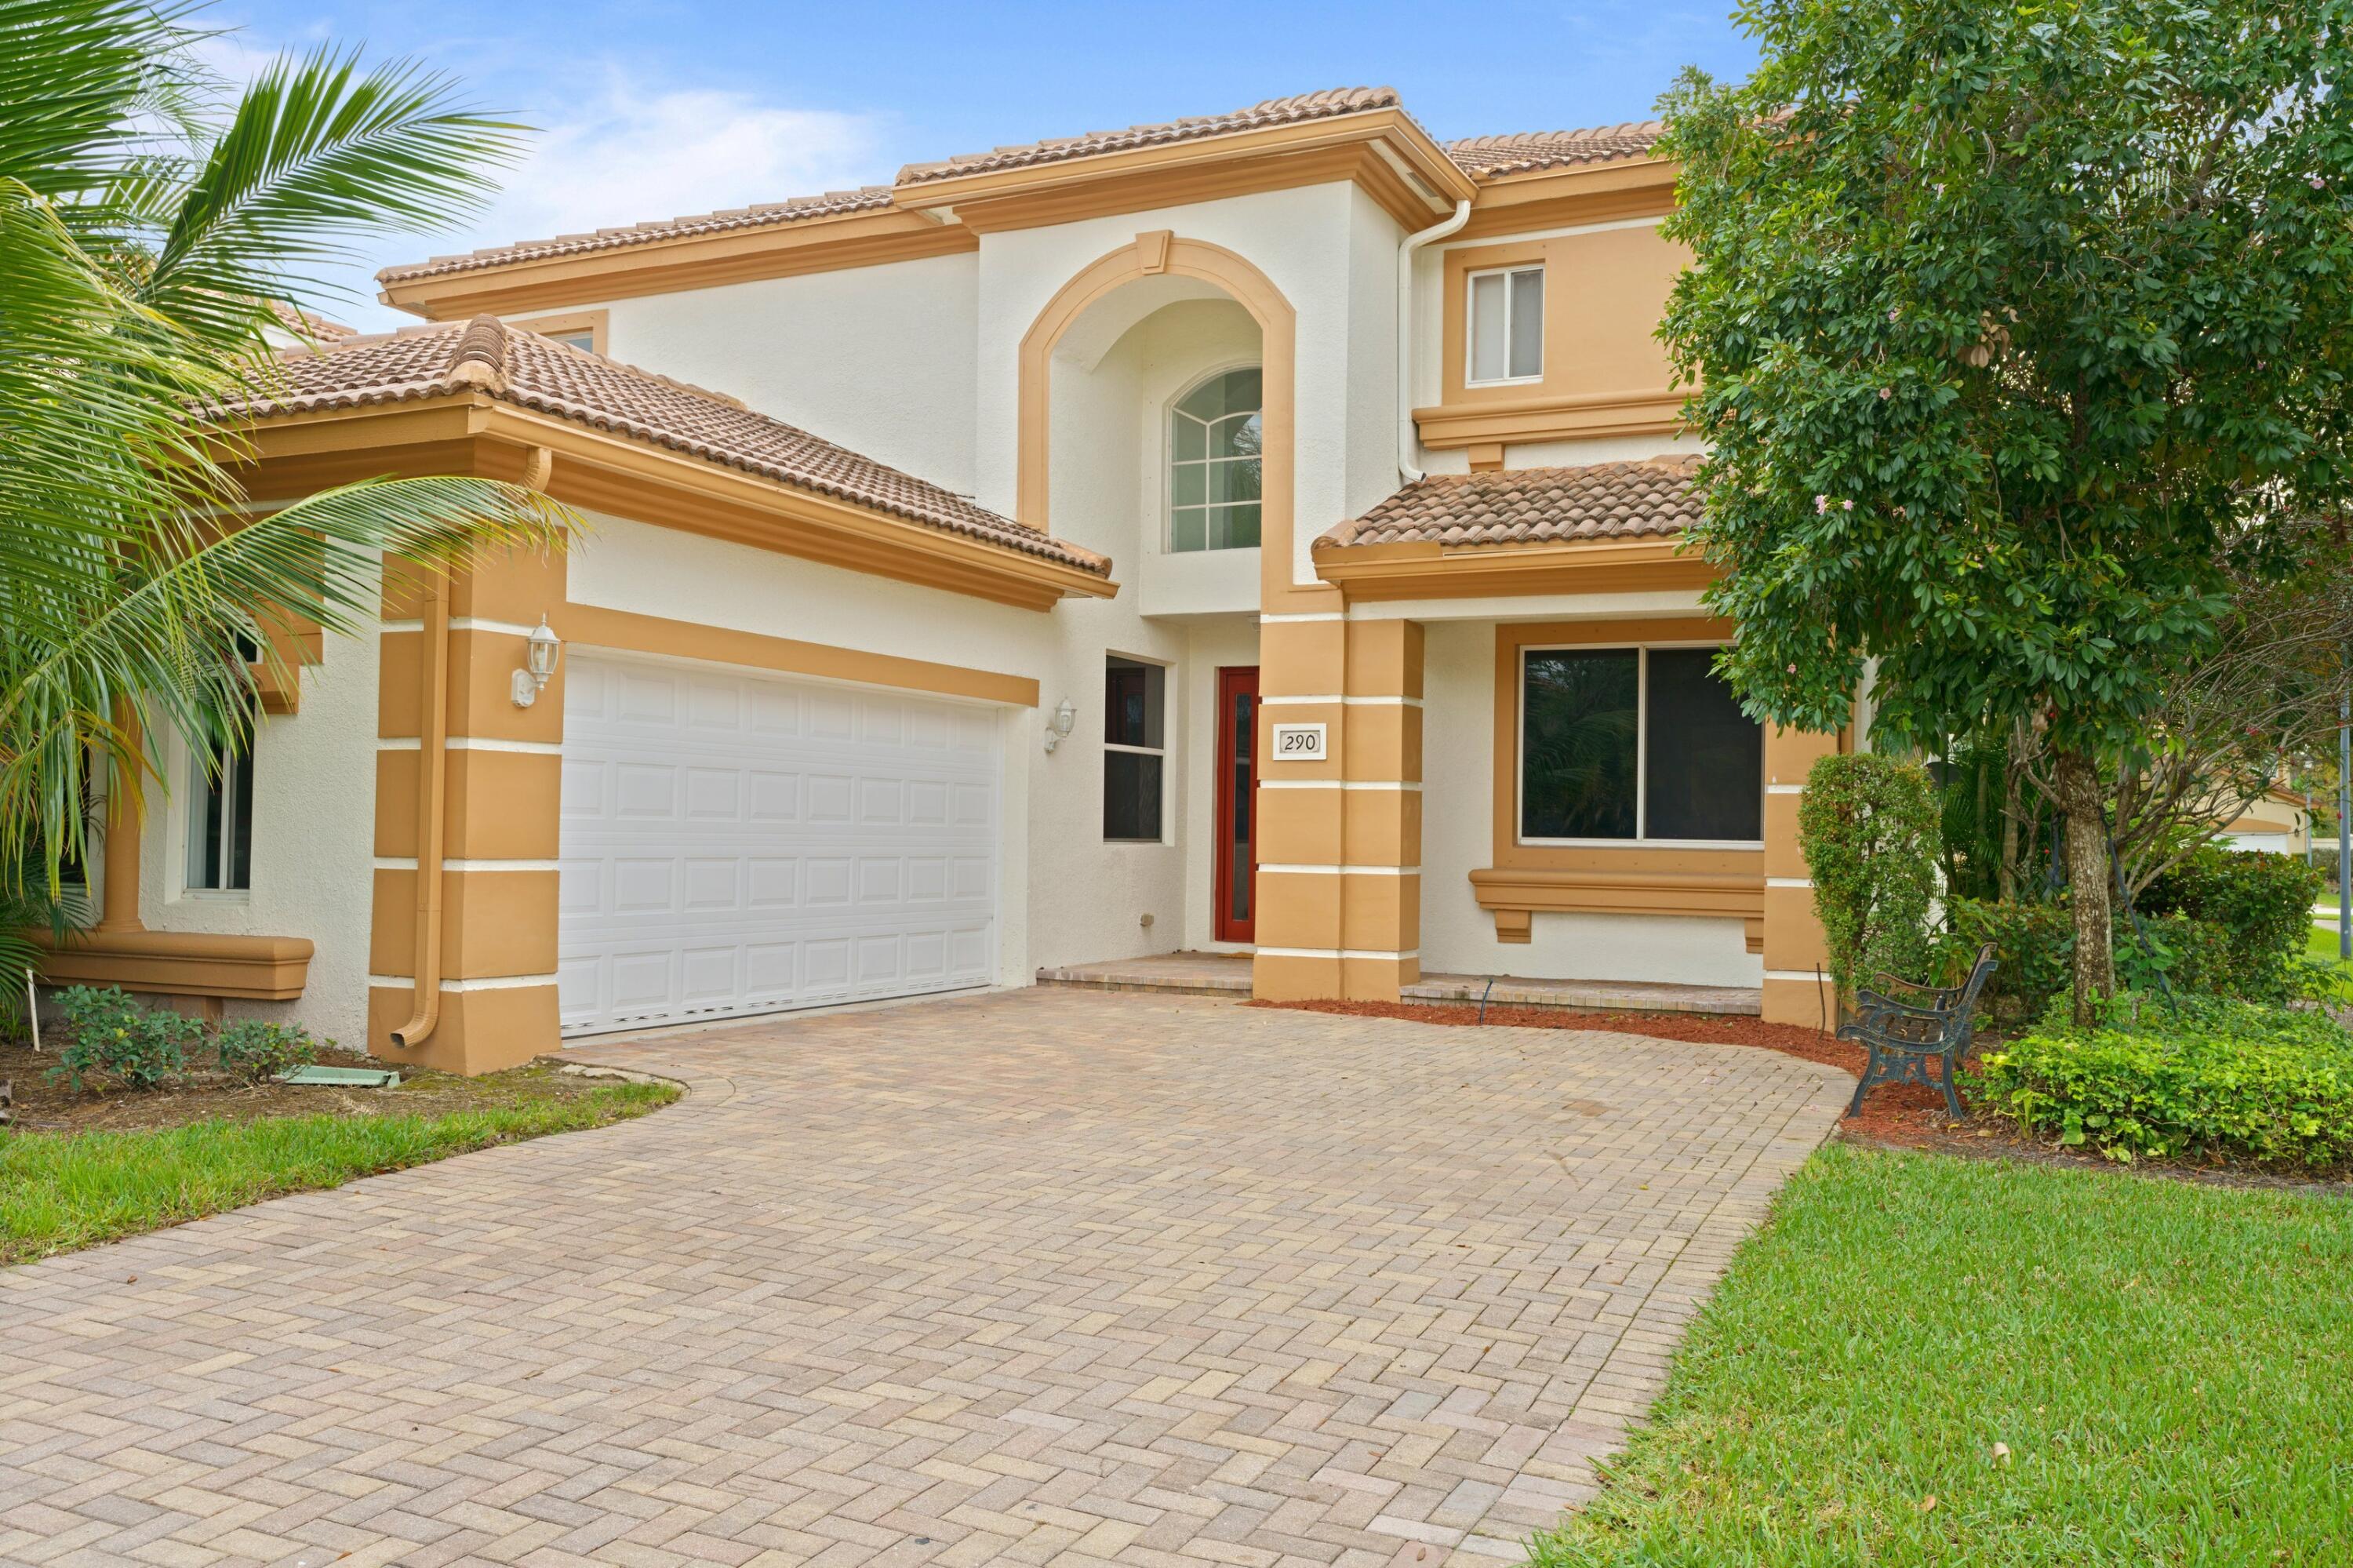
[{"left": 0, "top": 0, "right": 575, "bottom": 1006}]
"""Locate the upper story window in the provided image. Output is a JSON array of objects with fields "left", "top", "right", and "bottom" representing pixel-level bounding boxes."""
[
  {"left": 1169, "top": 366, "right": 1262, "bottom": 553},
  {"left": 1468, "top": 265, "right": 1544, "bottom": 385},
  {"left": 1518, "top": 646, "right": 1762, "bottom": 845}
]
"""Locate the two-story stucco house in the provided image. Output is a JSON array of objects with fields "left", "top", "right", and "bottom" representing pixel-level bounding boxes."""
[{"left": 49, "top": 87, "right": 1846, "bottom": 1072}]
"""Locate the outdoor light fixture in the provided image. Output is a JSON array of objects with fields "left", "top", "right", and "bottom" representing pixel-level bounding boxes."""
[
  {"left": 1043, "top": 697, "right": 1077, "bottom": 753},
  {"left": 511, "top": 616, "right": 562, "bottom": 708}
]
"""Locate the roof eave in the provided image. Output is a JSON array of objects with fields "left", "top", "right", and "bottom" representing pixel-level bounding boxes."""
[
  {"left": 220, "top": 395, "right": 1118, "bottom": 612},
  {"left": 892, "top": 106, "right": 1476, "bottom": 219},
  {"left": 1311, "top": 533, "right": 1711, "bottom": 602}
]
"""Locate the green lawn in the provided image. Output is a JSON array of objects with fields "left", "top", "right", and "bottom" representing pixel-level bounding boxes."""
[
  {"left": 1532, "top": 1144, "right": 2353, "bottom": 1566},
  {"left": 1, "top": 1082, "right": 676, "bottom": 1264},
  {"left": 2306, "top": 921, "right": 2353, "bottom": 1002}
]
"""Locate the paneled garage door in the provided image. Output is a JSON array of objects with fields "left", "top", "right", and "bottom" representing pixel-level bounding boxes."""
[{"left": 557, "top": 653, "right": 1002, "bottom": 1036}]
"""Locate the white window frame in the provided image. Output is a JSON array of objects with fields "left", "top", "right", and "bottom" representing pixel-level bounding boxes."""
[
  {"left": 1465, "top": 264, "right": 1545, "bottom": 387},
  {"left": 180, "top": 730, "right": 255, "bottom": 900},
  {"left": 1515, "top": 641, "right": 1764, "bottom": 850},
  {"left": 1164, "top": 362, "right": 1265, "bottom": 555},
  {"left": 1103, "top": 655, "right": 1173, "bottom": 845}
]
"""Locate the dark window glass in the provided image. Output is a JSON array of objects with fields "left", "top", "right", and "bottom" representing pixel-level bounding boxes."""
[
  {"left": 1104, "top": 659, "right": 1162, "bottom": 748},
  {"left": 1644, "top": 649, "right": 1762, "bottom": 840},
  {"left": 1520, "top": 650, "right": 1638, "bottom": 839},
  {"left": 188, "top": 733, "right": 255, "bottom": 890},
  {"left": 1105, "top": 657, "right": 1166, "bottom": 841},
  {"left": 1104, "top": 751, "right": 1163, "bottom": 841}
]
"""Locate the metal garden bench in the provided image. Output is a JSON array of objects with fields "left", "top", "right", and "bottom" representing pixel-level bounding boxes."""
[{"left": 1838, "top": 941, "right": 1997, "bottom": 1121}]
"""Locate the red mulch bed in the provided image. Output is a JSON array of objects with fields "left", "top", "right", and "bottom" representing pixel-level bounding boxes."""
[{"left": 1246, "top": 998, "right": 1984, "bottom": 1153}]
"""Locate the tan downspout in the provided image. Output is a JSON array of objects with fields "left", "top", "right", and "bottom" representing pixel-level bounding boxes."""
[
  {"left": 390, "top": 579, "right": 449, "bottom": 1049},
  {"left": 95, "top": 700, "right": 145, "bottom": 933}
]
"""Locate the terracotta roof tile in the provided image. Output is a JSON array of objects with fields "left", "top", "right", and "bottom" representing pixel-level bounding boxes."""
[
  {"left": 376, "top": 94, "right": 1671, "bottom": 289},
  {"left": 377, "top": 187, "right": 896, "bottom": 284},
  {"left": 213, "top": 318, "right": 1108, "bottom": 577},
  {"left": 1323, "top": 457, "right": 1703, "bottom": 549},
  {"left": 896, "top": 87, "right": 1404, "bottom": 186},
  {"left": 1442, "top": 122, "right": 1667, "bottom": 178},
  {"left": 267, "top": 301, "right": 357, "bottom": 340}
]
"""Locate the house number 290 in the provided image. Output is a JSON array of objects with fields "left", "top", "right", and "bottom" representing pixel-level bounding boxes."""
[{"left": 1271, "top": 722, "right": 1327, "bottom": 761}]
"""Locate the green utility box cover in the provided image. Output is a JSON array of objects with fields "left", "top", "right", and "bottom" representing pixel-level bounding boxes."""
[{"left": 275, "top": 1065, "right": 402, "bottom": 1088}]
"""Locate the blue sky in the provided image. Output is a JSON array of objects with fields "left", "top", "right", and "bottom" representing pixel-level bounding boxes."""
[{"left": 206, "top": 1, "right": 1759, "bottom": 329}]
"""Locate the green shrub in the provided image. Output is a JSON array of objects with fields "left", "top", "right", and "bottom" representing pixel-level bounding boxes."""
[
  {"left": 48, "top": 986, "right": 201, "bottom": 1091},
  {"left": 1941, "top": 897, "right": 2071, "bottom": 1020},
  {"left": 213, "top": 1019, "right": 320, "bottom": 1085},
  {"left": 1799, "top": 753, "right": 1940, "bottom": 999},
  {"left": 1973, "top": 994, "right": 2353, "bottom": 1166},
  {"left": 2143, "top": 848, "right": 2326, "bottom": 1000}
]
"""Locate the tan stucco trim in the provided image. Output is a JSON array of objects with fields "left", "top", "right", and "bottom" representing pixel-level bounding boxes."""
[
  {"left": 96, "top": 701, "right": 144, "bottom": 935},
  {"left": 1412, "top": 389, "right": 1687, "bottom": 448},
  {"left": 1456, "top": 158, "right": 1679, "bottom": 242},
  {"left": 558, "top": 601, "right": 1040, "bottom": 708},
  {"left": 380, "top": 209, "right": 976, "bottom": 319},
  {"left": 951, "top": 143, "right": 1443, "bottom": 236},
  {"left": 367, "top": 981, "right": 555, "bottom": 1076},
  {"left": 1316, "top": 536, "right": 1715, "bottom": 602},
  {"left": 36, "top": 930, "right": 313, "bottom": 1001},
  {"left": 900, "top": 108, "right": 1472, "bottom": 228},
  {"left": 235, "top": 403, "right": 1116, "bottom": 612},
  {"left": 1419, "top": 226, "right": 1690, "bottom": 446},
  {"left": 1016, "top": 232, "right": 1322, "bottom": 614}
]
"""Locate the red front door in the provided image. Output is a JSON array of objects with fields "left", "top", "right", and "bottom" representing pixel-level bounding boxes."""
[{"left": 1214, "top": 666, "right": 1259, "bottom": 944}]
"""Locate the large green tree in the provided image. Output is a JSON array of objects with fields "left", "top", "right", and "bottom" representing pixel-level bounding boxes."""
[
  {"left": 1658, "top": 0, "right": 2353, "bottom": 1020},
  {"left": 0, "top": 0, "right": 573, "bottom": 1001}
]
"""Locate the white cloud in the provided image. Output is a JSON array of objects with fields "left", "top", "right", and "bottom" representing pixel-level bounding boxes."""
[{"left": 465, "top": 78, "right": 889, "bottom": 261}]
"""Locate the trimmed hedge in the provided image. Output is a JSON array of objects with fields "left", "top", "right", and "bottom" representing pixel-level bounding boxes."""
[
  {"left": 2143, "top": 848, "right": 2325, "bottom": 1001},
  {"left": 1973, "top": 995, "right": 2353, "bottom": 1166}
]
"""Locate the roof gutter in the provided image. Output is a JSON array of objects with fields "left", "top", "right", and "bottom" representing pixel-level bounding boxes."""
[{"left": 1397, "top": 199, "right": 1472, "bottom": 485}]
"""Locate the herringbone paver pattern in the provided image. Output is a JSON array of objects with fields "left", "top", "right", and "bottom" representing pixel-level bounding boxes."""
[{"left": 0, "top": 990, "right": 1847, "bottom": 1567}]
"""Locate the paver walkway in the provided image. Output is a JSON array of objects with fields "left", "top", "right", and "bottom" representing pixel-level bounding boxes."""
[{"left": 2, "top": 990, "right": 1848, "bottom": 1568}]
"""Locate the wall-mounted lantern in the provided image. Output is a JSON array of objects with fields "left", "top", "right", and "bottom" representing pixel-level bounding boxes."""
[
  {"left": 1042, "top": 697, "right": 1077, "bottom": 753},
  {"left": 511, "top": 616, "right": 562, "bottom": 708}
]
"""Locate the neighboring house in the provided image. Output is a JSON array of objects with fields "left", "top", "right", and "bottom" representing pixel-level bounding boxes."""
[
  {"left": 2217, "top": 787, "right": 2314, "bottom": 855},
  {"left": 49, "top": 87, "right": 1848, "bottom": 1072}
]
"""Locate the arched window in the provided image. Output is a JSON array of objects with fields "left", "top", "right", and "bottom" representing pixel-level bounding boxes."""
[{"left": 1169, "top": 366, "right": 1262, "bottom": 552}]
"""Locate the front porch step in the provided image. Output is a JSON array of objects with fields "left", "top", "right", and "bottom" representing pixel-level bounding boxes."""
[{"left": 1036, "top": 952, "right": 1762, "bottom": 1017}]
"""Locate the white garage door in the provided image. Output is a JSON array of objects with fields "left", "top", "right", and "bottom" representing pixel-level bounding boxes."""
[{"left": 557, "top": 652, "right": 1002, "bottom": 1036}]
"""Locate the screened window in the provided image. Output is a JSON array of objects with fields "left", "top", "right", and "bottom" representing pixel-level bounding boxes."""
[
  {"left": 1520, "top": 646, "right": 1762, "bottom": 843},
  {"left": 1469, "top": 265, "right": 1544, "bottom": 384},
  {"left": 1104, "top": 657, "right": 1166, "bottom": 841},
  {"left": 1169, "top": 367, "right": 1262, "bottom": 553},
  {"left": 186, "top": 732, "right": 255, "bottom": 892}
]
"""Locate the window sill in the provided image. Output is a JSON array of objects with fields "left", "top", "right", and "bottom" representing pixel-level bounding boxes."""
[
  {"left": 1470, "top": 863, "right": 1763, "bottom": 950},
  {"left": 32, "top": 929, "right": 313, "bottom": 1000}
]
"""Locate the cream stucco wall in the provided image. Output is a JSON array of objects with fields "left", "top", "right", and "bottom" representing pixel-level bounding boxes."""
[
  {"left": 1417, "top": 617, "right": 1762, "bottom": 988},
  {"left": 572, "top": 250, "right": 981, "bottom": 496},
  {"left": 127, "top": 612, "right": 384, "bottom": 1047},
  {"left": 973, "top": 180, "right": 1402, "bottom": 591}
]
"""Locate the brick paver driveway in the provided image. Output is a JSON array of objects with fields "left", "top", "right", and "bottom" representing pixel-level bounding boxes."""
[{"left": 2, "top": 990, "right": 1847, "bottom": 1568}]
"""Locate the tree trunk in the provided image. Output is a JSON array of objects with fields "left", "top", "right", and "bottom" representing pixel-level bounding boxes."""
[
  {"left": 2054, "top": 746, "right": 2115, "bottom": 1024},
  {"left": 1998, "top": 733, "right": 2024, "bottom": 903}
]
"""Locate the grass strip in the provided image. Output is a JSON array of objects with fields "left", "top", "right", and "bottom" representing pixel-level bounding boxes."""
[
  {"left": 1533, "top": 1143, "right": 2353, "bottom": 1566},
  {"left": 2, "top": 1082, "right": 677, "bottom": 1264}
]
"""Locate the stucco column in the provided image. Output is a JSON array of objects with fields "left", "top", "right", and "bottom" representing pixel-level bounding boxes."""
[
  {"left": 1252, "top": 613, "right": 1423, "bottom": 1002},
  {"left": 367, "top": 540, "right": 568, "bottom": 1074},
  {"left": 94, "top": 700, "right": 145, "bottom": 933},
  {"left": 1760, "top": 724, "right": 1840, "bottom": 1029},
  {"left": 1337, "top": 620, "right": 1423, "bottom": 998}
]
